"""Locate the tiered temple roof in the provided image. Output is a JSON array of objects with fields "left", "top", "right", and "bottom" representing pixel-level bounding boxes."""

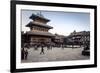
[
  {"left": 26, "top": 22, "right": 53, "bottom": 29},
  {"left": 26, "top": 13, "right": 54, "bottom": 37},
  {"left": 26, "top": 31, "right": 54, "bottom": 37},
  {"left": 29, "top": 13, "right": 50, "bottom": 22}
]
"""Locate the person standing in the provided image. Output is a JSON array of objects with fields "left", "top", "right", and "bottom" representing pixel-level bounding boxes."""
[
  {"left": 25, "top": 49, "right": 28, "bottom": 60},
  {"left": 21, "top": 48, "right": 25, "bottom": 60}
]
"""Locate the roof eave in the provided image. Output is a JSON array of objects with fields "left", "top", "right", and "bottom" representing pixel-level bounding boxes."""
[
  {"left": 26, "top": 22, "right": 53, "bottom": 29},
  {"left": 30, "top": 14, "right": 50, "bottom": 22}
]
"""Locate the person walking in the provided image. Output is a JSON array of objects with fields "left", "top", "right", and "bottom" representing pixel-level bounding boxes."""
[{"left": 40, "top": 44, "right": 45, "bottom": 54}]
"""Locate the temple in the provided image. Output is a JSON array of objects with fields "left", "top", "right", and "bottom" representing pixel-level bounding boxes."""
[{"left": 23, "top": 13, "right": 54, "bottom": 47}]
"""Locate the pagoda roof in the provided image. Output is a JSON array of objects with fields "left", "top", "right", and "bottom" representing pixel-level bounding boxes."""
[
  {"left": 30, "top": 14, "right": 50, "bottom": 22},
  {"left": 26, "top": 31, "right": 55, "bottom": 37},
  {"left": 26, "top": 22, "right": 53, "bottom": 29}
]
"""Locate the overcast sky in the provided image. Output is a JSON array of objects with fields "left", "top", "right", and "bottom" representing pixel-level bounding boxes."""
[{"left": 21, "top": 10, "right": 90, "bottom": 36}]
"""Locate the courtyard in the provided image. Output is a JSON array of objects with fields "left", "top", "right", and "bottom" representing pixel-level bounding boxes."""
[{"left": 22, "top": 47, "right": 90, "bottom": 63}]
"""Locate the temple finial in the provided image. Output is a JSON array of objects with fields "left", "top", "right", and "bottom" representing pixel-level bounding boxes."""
[{"left": 37, "top": 11, "right": 44, "bottom": 17}]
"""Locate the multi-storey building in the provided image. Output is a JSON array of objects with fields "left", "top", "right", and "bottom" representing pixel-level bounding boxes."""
[
  {"left": 64, "top": 30, "right": 90, "bottom": 46},
  {"left": 22, "top": 13, "right": 54, "bottom": 47}
]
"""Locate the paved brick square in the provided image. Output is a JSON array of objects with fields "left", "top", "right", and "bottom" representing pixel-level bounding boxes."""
[{"left": 22, "top": 47, "right": 89, "bottom": 63}]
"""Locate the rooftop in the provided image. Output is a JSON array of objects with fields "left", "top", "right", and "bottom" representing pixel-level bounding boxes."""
[
  {"left": 26, "top": 31, "right": 55, "bottom": 37},
  {"left": 26, "top": 22, "right": 53, "bottom": 29},
  {"left": 69, "top": 31, "right": 90, "bottom": 37},
  {"left": 30, "top": 13, "right": 50, "bottom": 22}
]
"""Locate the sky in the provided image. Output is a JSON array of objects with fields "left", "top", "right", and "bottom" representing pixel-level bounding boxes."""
[{"left": 21, "top": 10, "right": 90, "bottom": 36}]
